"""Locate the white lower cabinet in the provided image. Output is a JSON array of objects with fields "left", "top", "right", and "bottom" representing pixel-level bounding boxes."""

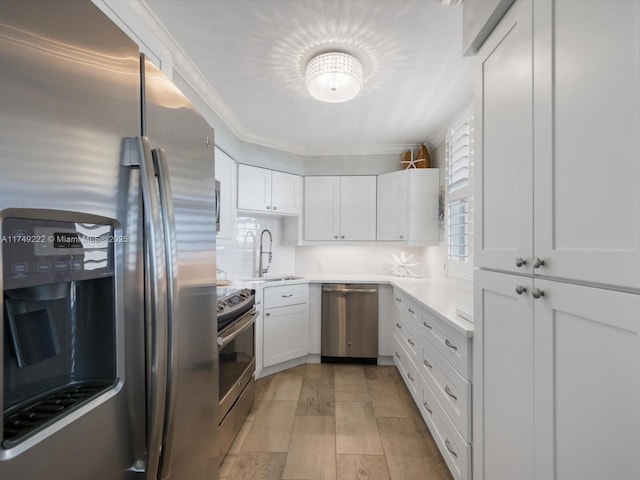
[
  {"left": 474, "top": 269, "right": 640, "bottom": 480},
  {"left": 262, "top": 283, "right": 309, "bottom": 368},
  {"left": 392, "top": 287, "right": 473, "bottom": 480}
]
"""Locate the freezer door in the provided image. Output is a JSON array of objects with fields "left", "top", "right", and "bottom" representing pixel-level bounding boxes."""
[
  {"left": 142, "top": 57, "right": 219, "bottom": 480},
  {"left": 0, "top": 2, "right": 145, "bottom": 480}
]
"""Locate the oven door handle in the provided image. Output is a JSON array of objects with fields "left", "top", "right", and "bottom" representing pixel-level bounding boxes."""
[{"left": 217, "top": 309, "right": 257, "bottom": 348}]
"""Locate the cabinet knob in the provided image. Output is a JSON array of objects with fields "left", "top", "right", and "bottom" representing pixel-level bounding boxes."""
[
  {"left": 532, "top": 288, "right": 545, "bottom": 299},
  {"left": 334, "top": 235, "right": 338, "bottom": 239},
  {"left": 533, "top": 257, "right": 545, "bottom": 269},
  {"left": 400, "top": 235, "right": 404, "bottom": 239},
  {"left": 273, "top": 206, "right": 278, "bottom": 211},
  {"left": 266, "top": 205, "right": 271, "bottom": 210},
  {"left": 340, "top": 235, "right": 345, "bottom": 239},
  {"left": 265, "top": 312, "right": 271, "bottom": 316},
  {"left": 515, "top": 285, "right": 527, "bottom": 295},
  {"left": 515, "top": 257, "right": 527, "bottom": 268}
]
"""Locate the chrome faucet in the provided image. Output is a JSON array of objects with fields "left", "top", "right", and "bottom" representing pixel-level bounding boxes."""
[{"left": 258, "top": 229, "right": 273, "bottom": 277}]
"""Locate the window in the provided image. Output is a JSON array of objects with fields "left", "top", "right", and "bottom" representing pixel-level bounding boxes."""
[{"left": 446, "top": 103, "right": 473, "bottom": 277}]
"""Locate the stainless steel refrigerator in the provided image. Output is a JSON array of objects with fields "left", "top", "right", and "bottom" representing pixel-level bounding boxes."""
[{"left": 0, "top": 2, "right": 218, "bottom": 479}]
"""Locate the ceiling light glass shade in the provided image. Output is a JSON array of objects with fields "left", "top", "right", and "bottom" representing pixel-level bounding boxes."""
[{"left": 305, "top": 52, "right": 363, "bottom": 103}]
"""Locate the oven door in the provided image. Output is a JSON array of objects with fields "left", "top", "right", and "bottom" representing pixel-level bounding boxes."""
[{"left": 217, "top": 307, "right": 256, "bottom": 423}]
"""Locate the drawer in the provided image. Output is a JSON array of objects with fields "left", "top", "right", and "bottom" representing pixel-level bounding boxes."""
[
  {"left": 419, "top": 379, "right": 471, "bottom": 480},
  {"left": 400, "top": 316, "right": 421, "bottom": 365},
  {"left": 422, "top": 309, "right": 471, "bottom": 379},
  {"left": 394, "top": 288, "right": 422, "bottom": 332},
  {"left": 420, "top": 343, "right": 471, "bottom": 441},
  {"left": 392, "top": 333, "right": 419, "bottom": 401},
  {"left": 264, "top": 283, "right": 308, "bottom": 308}
]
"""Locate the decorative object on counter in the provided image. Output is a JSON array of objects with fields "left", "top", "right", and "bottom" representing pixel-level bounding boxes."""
[
  {"left": 415, "top": 144, "right": 431, "bottom": 168},
  {"left": 216, "top": 267, "right": 232, "bottom": 286},
  {"left": 306, "top": 51, "right": 363, "bottom": 103},
  {"left": 388, "top": 251, "right": 422, "bottom": 277}
]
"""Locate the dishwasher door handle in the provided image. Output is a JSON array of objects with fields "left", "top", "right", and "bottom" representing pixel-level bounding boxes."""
[{"left": 322, "top": 288, "right": 378, "bottom": 294}]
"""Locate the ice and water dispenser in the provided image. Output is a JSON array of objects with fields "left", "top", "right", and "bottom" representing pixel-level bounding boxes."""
[{"left": 2, "top": 213, "right": 117, "bottom": 447}]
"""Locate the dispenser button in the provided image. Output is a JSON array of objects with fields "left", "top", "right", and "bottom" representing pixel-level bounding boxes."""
[
  {"left": 55, "top": 261, "right": 69, "bottom": 272},
  {"left": 12, "top": 263, "right": 28, "bottom": 275},
  {"left": 37, "top": 262, "right": 52, "bottom": 273}
]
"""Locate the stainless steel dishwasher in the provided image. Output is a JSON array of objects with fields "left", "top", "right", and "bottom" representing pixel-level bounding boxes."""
[{"left": 321, "top": 284, "right": 378, "bottom": 363}]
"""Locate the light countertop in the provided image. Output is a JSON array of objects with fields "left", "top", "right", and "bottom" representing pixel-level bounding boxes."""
[{"left": 233, "top": 274, "right": 473, "bottom": 337}]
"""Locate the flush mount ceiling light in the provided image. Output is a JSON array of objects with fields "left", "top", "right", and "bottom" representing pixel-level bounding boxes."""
[{"left": 305, "top": 52, "right": 363, "bottom": 103}]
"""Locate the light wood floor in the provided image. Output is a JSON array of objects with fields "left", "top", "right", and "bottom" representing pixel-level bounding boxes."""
[{"left": 220, "top": 363, "right": 453, "bottom": 480}]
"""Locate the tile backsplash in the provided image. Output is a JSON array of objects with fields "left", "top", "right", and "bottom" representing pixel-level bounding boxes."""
[
  {"left": 217, "top": 214, "right": 446, "bottom": 279},
  {"left": 216, "top": 215, "right": 296, "bottom": 280}
]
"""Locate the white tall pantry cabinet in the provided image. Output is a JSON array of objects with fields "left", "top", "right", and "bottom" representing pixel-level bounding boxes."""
[{"left": 474, "top": 2, "right": 640, "bottom": 480}]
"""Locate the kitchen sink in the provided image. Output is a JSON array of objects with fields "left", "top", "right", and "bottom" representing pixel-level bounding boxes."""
[{"left": 241, "top": 275, "right": 304, "bottom": 283}]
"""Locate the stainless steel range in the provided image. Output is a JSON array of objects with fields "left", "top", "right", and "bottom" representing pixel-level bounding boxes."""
[{"left": 216, "top": 288, "right": 257, "bottom": 459}]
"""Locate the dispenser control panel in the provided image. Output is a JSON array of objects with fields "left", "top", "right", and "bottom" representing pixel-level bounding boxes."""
[{"left": 2, "top": 216, "right": 115, "bottom": 290}]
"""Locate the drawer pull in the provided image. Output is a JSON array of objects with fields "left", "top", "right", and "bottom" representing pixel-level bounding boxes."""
[
  {"left": 281, "top": 293, "right": 293, "bottom": 298},
  {"left": 396, "top": 322, "right": 402, "bottom": 329},
  {"left": 423, "top": 359, "right": 433, "bottom": 369},
  {"left": 422, "top": 321, "right": 432, "bottom": 330},
  {"left": 445, "top": 339, "right": 458, "bottom": 351},
  {"left": 407, "top": 338, "right": 415, "bottom": 346},
  {"left": 445, "top": 385, "right": 458, "bottom": 401},
  {"left": 423, "top": 401, "right": 433, "bottom": 414},
  {"left": 407, "top": 372, "right": 414, "bottom": 382},
  {"left": 445, "top": 439, "right": 458, "bottom": 458},
  {"left": 394, "top": 352, "right": 401, "bottom": 359},
  {"left": 408, "top": 308, "right": 415, "bottom": 314}
]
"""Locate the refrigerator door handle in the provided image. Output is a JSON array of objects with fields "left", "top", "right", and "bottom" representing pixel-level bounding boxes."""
[
  {"left": 130, "top": 137, "right": 169, "bottom": 480},
  {"left": 152, "top": 147, "right": 180, "bottom": 480}
]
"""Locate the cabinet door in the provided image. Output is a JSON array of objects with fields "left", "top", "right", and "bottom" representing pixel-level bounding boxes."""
[
  {"left": 271, "top": 170, "right": 302, "bottom": 215},
  {"left": 533, "top": 280, "right": 640, "bottom": 480},
  {"left": 377, "top": 170, "right": 407, "bottom": 241},
  {"left": 237, "top": 164, "right": 272, "bottom": 212},
  {"left": 304, "top": 176, "right": 340, "bottom": 240},
  {"left": 474, "top": 0, "right": 533, "bottom": 274},
  {"left": 214, "top": 147, "right": 236, "bottom": 239},
  {"left": 474, "top": 269, "right": 534, "bottom": 480},
  {"left": 533, "top": 1, "right": 640, "bottom": 289},
  {"left": 262, "top": 304, "right": 308, "bottom": 367},
  {"left": 340, "top": 176, "right": 377, "bottom": 241}
]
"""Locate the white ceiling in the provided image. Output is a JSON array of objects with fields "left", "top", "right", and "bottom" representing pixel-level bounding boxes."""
[{"left": 143, "top": 0, "right": 474, "bottom": 156}]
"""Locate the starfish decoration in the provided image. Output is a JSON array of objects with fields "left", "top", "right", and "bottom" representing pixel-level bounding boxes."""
[
  {"left": 400, "top": 150, "right": 419, "bottom": 169},
  {"left": 388, "top": 252, "right": 422, "bottom": 277}
]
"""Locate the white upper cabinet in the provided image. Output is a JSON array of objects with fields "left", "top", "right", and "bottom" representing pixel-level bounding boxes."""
[
  {"left": 304, "top": 176, "right": 340, "bottom": 241},
  {"left": 237, "top": 164, "right": 302, "bottom": 215},
  {"left": 474, "top": 0, "right": 533, "bottom": 275},
  {"left": 214, "top": 147, "right": 236, "bottom": 239},
  {"left": 340, "top": 176, "right": 377, "bottom": 241},
  {"left": 476, "top": 0, "right": 640, "bottom": 289},
  {"left": 532, "top": 0, "right": 640, "bottom": 288},
  {"left": 304, "top": 176, "right": 376, "bottom": 241},
  {"left": 271, "top": 170, "right": 302, "bottom": 215},
  {"left": 377, "top": 169, "right": 439, "bottom": 244}
]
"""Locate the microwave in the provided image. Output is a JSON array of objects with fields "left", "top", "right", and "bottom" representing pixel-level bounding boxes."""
[{"left": 215, "top": 179, "right": 221, "bottom": 233}]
